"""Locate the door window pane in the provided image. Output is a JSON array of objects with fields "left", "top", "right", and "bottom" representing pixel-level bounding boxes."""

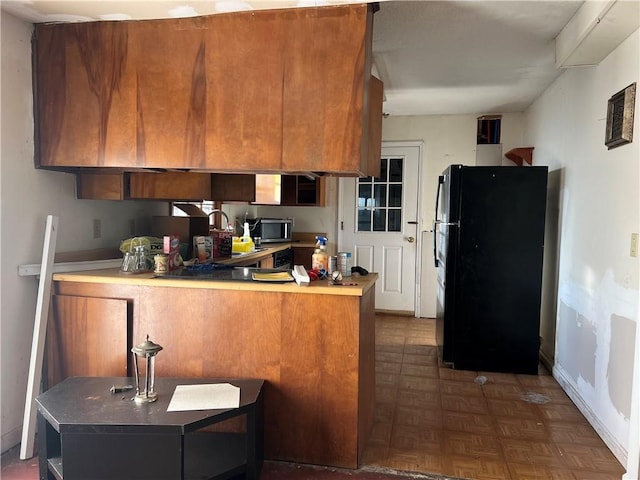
[
  {"left": 358, "top": 208, "right": 371, "bottom": 231},
  {"left": 375, "top": 158, "right": 388, "bottom": 182},
  {"left": 374, "top": 185, "right": 387, "bottom": 207},
  {"left": 388, "top": 209, "right": 402, "bottom": 232},
  {"left": 356, "top": 156, "right": 404, "bottom": 233},
  {"left": 389, "top": 185, "right": 401, "bottom": 207},
  {"left": 358, "top": 184, "right": 372, "bottom": 207},
  {"left": 389, "top": 158, "right": 403, "bottom": 182},
  {"left": 373, "top": 209, "right": 386, "bottom": 231}
]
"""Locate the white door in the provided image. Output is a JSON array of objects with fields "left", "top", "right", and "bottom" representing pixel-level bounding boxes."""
[{"left": 339, "top": 143, "right": 421, "bottom": 314}]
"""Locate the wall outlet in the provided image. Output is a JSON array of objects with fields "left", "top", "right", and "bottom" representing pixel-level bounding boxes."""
[
  {"left": 631, "top": 233, "right": 638, "bottom": 257},
  {"left": 92, "top": 218, "right": 101, "bottom": 239}
]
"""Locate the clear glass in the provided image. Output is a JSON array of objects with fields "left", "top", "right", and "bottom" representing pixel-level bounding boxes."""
[
  {"left": 358, "top": 208, "right": 371, "bottom": 231},
  {"left": 388, "top": 209, "right": 402, "bottom": 232},
  {"left": 389, "top": 158, "right": 403, "bottom": 182},
  {"left": 374, "top": 185, "right": 387, "bottom": 207}
]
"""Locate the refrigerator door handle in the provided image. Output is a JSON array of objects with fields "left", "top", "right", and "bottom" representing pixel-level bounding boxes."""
[
  {"left": 433, "top": 175, "right": 444, "bottom": 267},
  {"left": 433, "top": 221, "right": 439, "bottom": 267}
]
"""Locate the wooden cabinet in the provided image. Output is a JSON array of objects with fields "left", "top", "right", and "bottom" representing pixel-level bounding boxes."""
[
  {"left": 253, "top": 175, "right": 325, "bottom": 206},
  {"left": 259, "top": 255, "right": 274, "bottom": 269},
  {"left": 33, "top": 5, "right": 380, "bottom": 176},
  {"left": 51, "top": 273, "right": 376, "bottom": 468},
  {"left": 46, "top": 295, "right": 129, "bottom": 388},
  {"left": 366, "top": 76, "right": 384, "bottom": 178},
  {"left": 210, "top": 174, "right": 256, "bottom": 202},
  {"left": 279, "top": 7, "right": 375, "bottom": 175},
  {"left": 128, "top": 172, "right": 212, "bottom": 200},
  {"left": 281, "top": 176, "right": 325, "bottom": 206},
  {"left": 292, "top": 246, "right": 314, "bottom": 270},
  {"left": 76, "top": 172, "right": 127, "bottom": 200},
  {"left": 76, "top": 172, "right": 255, "bottom": 201}
]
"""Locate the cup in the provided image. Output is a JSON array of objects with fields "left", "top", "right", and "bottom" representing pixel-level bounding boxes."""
[
  {"left": 154, "top": 254, "right": 169, "bottom": 274},
  {"left": 254, "top": 236, "right": 262, "bottom": 247}
]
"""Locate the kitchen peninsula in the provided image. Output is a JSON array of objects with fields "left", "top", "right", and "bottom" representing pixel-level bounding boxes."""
[{"left": 47, "top": 265, "right": 377, "bottom": 469}]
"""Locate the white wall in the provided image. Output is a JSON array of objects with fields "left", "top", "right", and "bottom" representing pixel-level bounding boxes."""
[
  {"left": 0, "top": 11, "right": 167, "bottom": 451},
  {"left": 380, "top": 112, "right": 524, "bottom": 317},
  {"left": 524, "top": 28, "right": 639, "bottom": 468}
]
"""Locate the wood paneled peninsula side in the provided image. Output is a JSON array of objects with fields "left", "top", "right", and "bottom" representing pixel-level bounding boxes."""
[{"left": 48, "top": 268, "right": 377, "bottom": 469}]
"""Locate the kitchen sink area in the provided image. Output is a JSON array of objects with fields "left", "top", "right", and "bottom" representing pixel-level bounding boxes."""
[
  {"left": 231, "top": 247, "right": 269, "bottom": 257},
  {"left": 154, "top": 265, "right": 292, "bottom": 282}
]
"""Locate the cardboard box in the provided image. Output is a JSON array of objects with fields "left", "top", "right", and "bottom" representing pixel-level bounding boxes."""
[
  {"left": 193, "top": 231, "right": 232, "bottom": 261},
  {"left": 151, "top": 204, "right": 210, "bottom": 258},
  {"left": 163, "top": 235, "right": 181, "bottom": 271}
]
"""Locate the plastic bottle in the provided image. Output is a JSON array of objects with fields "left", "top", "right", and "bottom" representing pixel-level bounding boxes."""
[
  {"left": 233, "top": 222, "right": 255, "bottom": 253},
  {"left": 312, "top": 236, "right": 329, "bottom": 271},
  {"left": 241, "top": 222, "right": 255, "bottom": 250}
]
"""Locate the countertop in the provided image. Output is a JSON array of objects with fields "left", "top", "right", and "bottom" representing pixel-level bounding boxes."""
[
  {"left": 53, "top": 267, "right": 377, "bottom": 296},
  {"left": 214, "top": 242, "right": 292, "bottom": 265}
]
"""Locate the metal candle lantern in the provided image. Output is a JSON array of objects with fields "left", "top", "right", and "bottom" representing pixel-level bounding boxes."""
[{"left": 131, "top": 335, "right": 163, "bottom": 403}]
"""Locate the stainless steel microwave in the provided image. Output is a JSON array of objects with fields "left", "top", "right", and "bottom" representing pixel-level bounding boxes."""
[{"left": 246, "top": 218, "right": 293, "bottom": 243}]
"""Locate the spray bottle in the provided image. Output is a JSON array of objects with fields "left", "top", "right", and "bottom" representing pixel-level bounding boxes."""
[{"left": 312, "top": 235, "right": 329, "bottom": 271}]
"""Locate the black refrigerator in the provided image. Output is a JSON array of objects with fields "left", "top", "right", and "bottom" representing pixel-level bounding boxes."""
[{"left": 434, "top": 165, "right": 548, "bottom": 375}]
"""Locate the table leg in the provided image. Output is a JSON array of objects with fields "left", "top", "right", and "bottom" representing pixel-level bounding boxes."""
[{"left": 246, "top": 388, "right": 264, "bottom": 479}]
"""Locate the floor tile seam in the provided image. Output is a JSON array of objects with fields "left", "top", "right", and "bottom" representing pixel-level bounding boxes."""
[
  {"left": 551, "top": 441, "right": 626, "bottom": 469},
  {"left": 386, "top": 342, "right": 409, "bottom": 453},
  {"left": 504, "top": 460, "right": 572, "bottom": 478},
  {"left": 496, "top": 436, "right": 574, "bottom": 469},
  {"left": 484, "top": 402, "right": 517, "bottom": 473},
  {"left": 491, "top": 413, "right": 553, "bottom": 440},
  {"left": 442, "top": 452, "right": 513, "bottom": 480}
]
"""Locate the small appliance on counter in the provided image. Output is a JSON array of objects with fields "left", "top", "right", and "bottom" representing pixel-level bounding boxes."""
[{"left": 244, "top": 217, "right": 293, "bottom": 243}]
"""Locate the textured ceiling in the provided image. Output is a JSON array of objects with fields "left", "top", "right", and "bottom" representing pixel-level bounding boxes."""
[{"left": 2, "top": 0, "right": 585, "bottom": 115}]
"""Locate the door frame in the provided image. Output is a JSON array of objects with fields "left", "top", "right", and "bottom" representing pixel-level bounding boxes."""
[{"left": 337, "top": 140, "right": 424, "bottom": 317}]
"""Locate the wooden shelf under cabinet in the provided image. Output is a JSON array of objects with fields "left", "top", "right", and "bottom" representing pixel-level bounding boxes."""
[{"left": 76, "top": 172, "right": 255, "bottom": 202}]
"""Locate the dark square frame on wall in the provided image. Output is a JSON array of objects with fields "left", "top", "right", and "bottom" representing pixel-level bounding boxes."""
[{"left": 605, "top": 82, "right": 636, "bottom": 150}]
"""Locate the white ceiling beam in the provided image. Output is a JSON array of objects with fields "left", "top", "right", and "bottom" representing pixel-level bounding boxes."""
[{"left": 555, "top": 0, "right": 640, "bottom": 68}]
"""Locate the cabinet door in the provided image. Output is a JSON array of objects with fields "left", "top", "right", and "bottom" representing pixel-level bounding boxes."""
[
  {"left": 128, "top": 172, "right": 212, "bottom": 200},
  {"left": 130, "top": 21, "right": 208, "bottom": 169},
  {"left": 211, "top": 174, "right": 256, "bottom": 202},
  {"left": 203, "top": 12, "right": 284, "bottom": 171},
  {"left": 34, "top": 23, "right": 137, "bottom": 168},
  {"left": 259, "top": 255, "right": 275, "bottom": 269},
  {"left": 365, "top": 76, "right": 384, "bottom": 178},
  {"left": 292, "top": 247, "right": 314, "bottom": 270},
  {"left": 47, "top": 295, "right": 129, "bottom": 388},
  {"left": 76, "top": 173, "right": 125, "bottom": 200},
  {"left": 281, "top": 5, "right": 373, "bottom": 174}
]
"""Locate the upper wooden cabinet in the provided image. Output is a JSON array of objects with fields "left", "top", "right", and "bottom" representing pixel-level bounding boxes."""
[
  {"left": 76, "top": 171, "right": 255, "bottom": 201},
  {"left": 33, "top": 5, "right": 381, "bottom": 176}
]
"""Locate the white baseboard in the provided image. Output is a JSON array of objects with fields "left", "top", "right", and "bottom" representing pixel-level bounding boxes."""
[
  {"left": 553, "top": 365, "right": 628, "bottom": 468},
  {"left": 1, "top": 426, "right": 22, "bottom": 454}
]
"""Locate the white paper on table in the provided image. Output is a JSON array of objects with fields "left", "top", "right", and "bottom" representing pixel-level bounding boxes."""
[{"left": 167, "top": 383, "right": 240, "bottom": 412}]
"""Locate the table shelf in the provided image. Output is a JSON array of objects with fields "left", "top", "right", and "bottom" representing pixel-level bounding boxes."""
[{"left": 37, "top": 377, "right": 264, "bottom": 480}]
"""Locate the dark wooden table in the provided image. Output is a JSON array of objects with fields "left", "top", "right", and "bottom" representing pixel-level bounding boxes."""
[{"left": 36, "top": 376, "right": 264, "bottom": 480}]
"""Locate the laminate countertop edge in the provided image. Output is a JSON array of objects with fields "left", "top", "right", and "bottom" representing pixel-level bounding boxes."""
[{"left": 52, "top": 268, "right": 377, "bottom": 297}]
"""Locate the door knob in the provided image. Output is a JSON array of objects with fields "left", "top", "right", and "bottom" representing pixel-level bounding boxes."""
[{"left": 407, "top": 236, "right": 415, "bottom": 243}]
